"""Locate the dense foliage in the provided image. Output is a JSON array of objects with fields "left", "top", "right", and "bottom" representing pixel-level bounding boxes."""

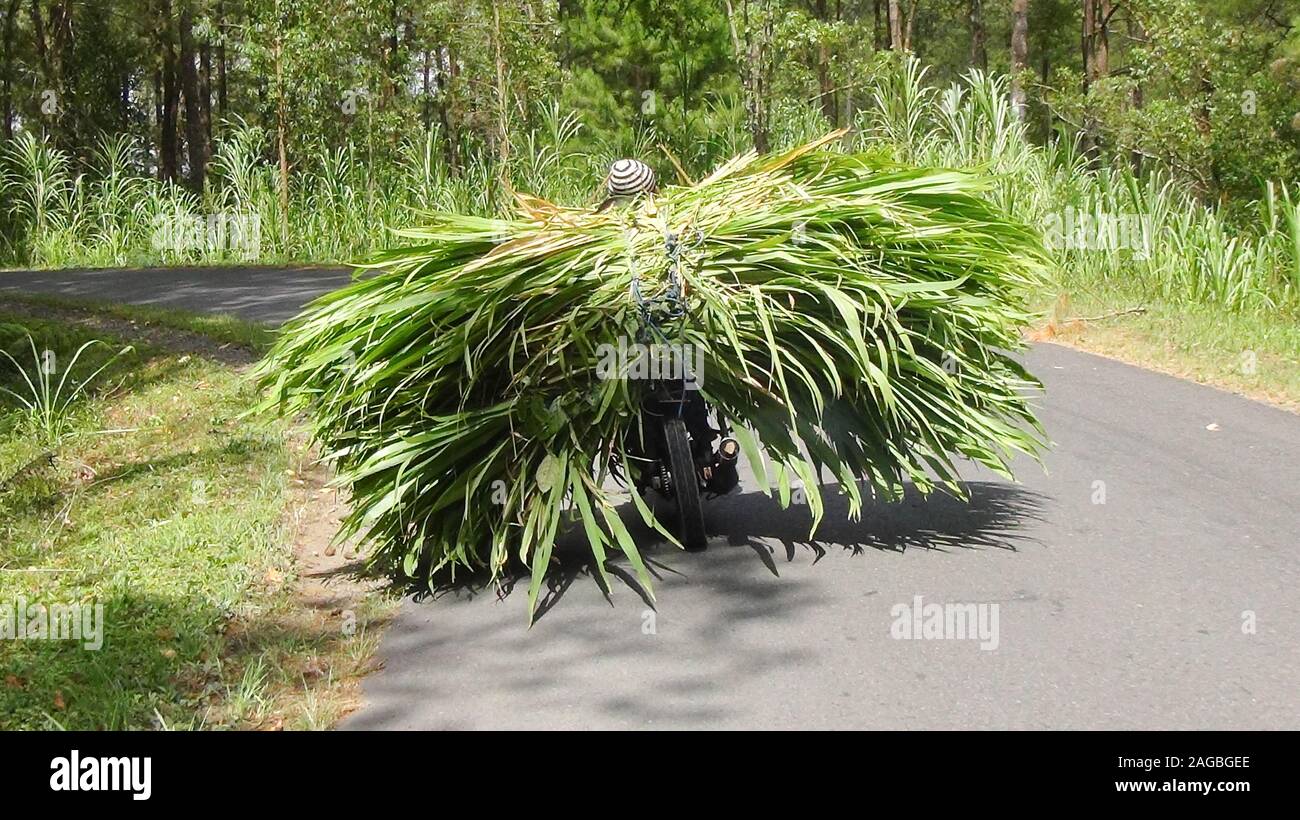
[
  {"left": 2, "top": 2, "right": 1299, "bottom": 313},
  {"left": 2, "top": 1, "right": 1298, "bottom": 202}
]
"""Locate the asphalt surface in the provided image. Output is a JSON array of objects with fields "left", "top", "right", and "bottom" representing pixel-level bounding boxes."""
[
  {"left": 4, "top": 266, "right": 1298, "bottom": 729},
  {"left": 0, "top": 264, "right": 354, "bottom": 324}
]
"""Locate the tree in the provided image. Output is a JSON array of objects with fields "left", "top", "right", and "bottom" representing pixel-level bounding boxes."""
[
  {"left": 889, "top": 0, "right": 919, "bottom": 51},
  {"left": 1127, "top": 4, "right": 1145, "bottom": 172},
  {"left": 159, "top": 0, "right": 180, "bottom": 180},
  {"left": 1081, "top": 0, "right": 1112, "bottom": 162},
  {"left": 2, "top": 0, "right": 19, "bottom": 140},
  {"left": 1010, "top": 0, "right": 1029, "bottom": 119},
  {"left": 489, "top": 1, "right": 510, "bottom": 166},
  {"left": 179, "top": 4, "right": 208, "bottom": 191},
  {"left": 725, "top": 0, "right": 774, "bottom": 151},
  {"left": 813, "top": 0, "right": 838, "bottom": 124},
  {"left": 1, "top": 0, "right": 1297, "bottom": 216},
  {"left": 968, "top": 0, "right": 986, "bottom": 71}
]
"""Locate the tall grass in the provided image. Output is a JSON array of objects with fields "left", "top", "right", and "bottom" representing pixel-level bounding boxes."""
[
  {"left": 2, "top": 59, "right": 1298, "bottom": 316},
  {"left": 0, "top": 110, "right": 602, "bottom": 269},
  {"left": 853, "top": 64, "right": 1299, "bottom": 313},
  {"left": 0, "top": 333, "right": 133, "bottom": 443}
]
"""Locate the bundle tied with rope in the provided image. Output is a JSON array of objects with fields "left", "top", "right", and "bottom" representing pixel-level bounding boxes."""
[
  {"left": 255, "top": 132, "right": 1051, "bottom": 619},
  {"left": 630, "top": 227, "right": 701, "bottom": 407}
]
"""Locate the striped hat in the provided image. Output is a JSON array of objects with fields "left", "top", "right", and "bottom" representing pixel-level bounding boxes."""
[{"left": 606, "top": 159, "right": 657, "bottom": 197}]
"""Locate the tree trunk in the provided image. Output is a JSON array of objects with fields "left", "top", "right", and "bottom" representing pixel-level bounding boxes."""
[
  {"left": 422, "top": 47, "right": 432, "bottom": 131},
  {"left": 28, "top": 0, "right": 49, "bottom": 79},
  {"left": 439, "top": 44, "right": 461, "bottom": 175},
  {"left": 888, "top": 0, "right": 903, "bottom": 50},
  {"left": 273, "top": 31, "right": 290, "bottom": 242},
  {"left": 200, "top": 39, "right": 213, "bottom": 148},
  {"left": 1076, "top": 0, "right": 1097, "bottom": 165},
  {"left": 2, "top": 0, "right": 19, "bottom": 140},
  {"left": 217, "top": 0, "right": 227, "bottom": 115},
  {"left": 558, "top": 0, "right": 576, "bottom": 66},
  {"left": 29, "top": 0, "right": 73, "bottom": 146},
  {"left": 1195, "top": 68, "right": 1217, "bottom": 199},
  {"left": 814, "top": 0, "right": 836, "bottom": 124},
  {"left": 1096, "top": 0, "right": 1110, "bottom": 77},
  {"left": 179, "top": 6, "right": 207, "bottom": 192},
  {"left": 159, "top": 0, "right": 180, "bottom": 181},
  {"left": 490, "top": 1, "right": 510, "bottom": 167},
  {"left": 1010, "top": 0, "right": 1029, "bottom": 120},
  {"left": 388, "top": 0, "right": 400, "bottom": 104},
  {"left": 1082, "top": 0, "right": 1094, "bottom": 84},
  {"left": 1128, "top": 11, "right": 1145, "bottom": 174},
  {"left": 152, "top": 65, "right": 161, "bottom": 149},
  {"left": 724, "top": 0, "right": 769, "bottom": 153},
  {"left": 1082, "top": 1, "right": 1111, "bottom": 86},
  {"left": 969, "top": 0, "right": 987, "bottom": 71},
  {"left": 1040, "top": 54, "right": 1052, "bottom": 136},
  {"left": 749, "top": 2, "right": 770, "bottom": 151}
]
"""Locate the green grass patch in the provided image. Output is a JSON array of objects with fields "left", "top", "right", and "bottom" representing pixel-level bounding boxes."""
[
  {"left": 0, "top": 291, "right": 275, "bottom": 353},
  {"left": 0, "top": 310, "right": 387, "bottom": 730}
]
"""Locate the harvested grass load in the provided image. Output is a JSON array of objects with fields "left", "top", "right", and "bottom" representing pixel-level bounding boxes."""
[{"left": 255, "top": 135, "right": 1049, "bottom": 617}]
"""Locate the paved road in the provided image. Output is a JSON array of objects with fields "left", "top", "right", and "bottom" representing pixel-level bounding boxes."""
[
  {"left": 0, "top": 265, "right": 353, "bottom": 324},
  {"left": 5, "top": 266, "right": 1298, "bottom": 729}
]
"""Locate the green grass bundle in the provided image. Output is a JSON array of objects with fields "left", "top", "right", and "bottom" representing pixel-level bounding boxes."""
[{"left": 255, "top": 135, "right": 1049, "bottom": 618}]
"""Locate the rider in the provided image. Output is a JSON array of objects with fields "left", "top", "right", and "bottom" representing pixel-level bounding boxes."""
[
  {"left": 598, "top": 158, "right": 658, "bottom": 211},
  {"left": 602, "top": 159, "right": 740, "bottom": 496}
]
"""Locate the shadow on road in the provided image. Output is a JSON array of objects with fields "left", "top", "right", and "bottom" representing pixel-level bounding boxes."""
[
  {"left": 713, "top": 479, "right": 1048, "bottom": 560},
  {"left": 342, "top": 479, "right": 1050, "bottom": 728},
  {"left": 408, "top": 479, "right": 1048, "bottom": 623}
]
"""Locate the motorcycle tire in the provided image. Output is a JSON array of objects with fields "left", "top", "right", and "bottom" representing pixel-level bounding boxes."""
[{"left": 662, "top": 415, "right": 708, "bottom": 550}]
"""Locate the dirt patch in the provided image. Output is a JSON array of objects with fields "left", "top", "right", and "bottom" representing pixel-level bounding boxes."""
[
  {"left": 281, "top": 445, "right": 392, "bottom": 723},
  {"left": 213, "top": 436, "right": 396, "bottom": 730},
  {"left": 0, "top": 297, "right": 258, "bottom": 366}
]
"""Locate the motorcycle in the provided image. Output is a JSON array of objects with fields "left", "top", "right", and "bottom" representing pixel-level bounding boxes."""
[{"left": 620, "top": 231, "right": 740, "bottom": 550}]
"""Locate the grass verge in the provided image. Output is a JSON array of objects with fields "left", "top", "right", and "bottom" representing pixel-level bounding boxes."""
[
  {"left": 1035, "top": 285, "right": 1300, "bottom": 414},
  {"left": 0, "top": 291, "right": 276, "bottom": 352},
  {"left": 0, "top": 305, "right": 393, "bottom": 730}
]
